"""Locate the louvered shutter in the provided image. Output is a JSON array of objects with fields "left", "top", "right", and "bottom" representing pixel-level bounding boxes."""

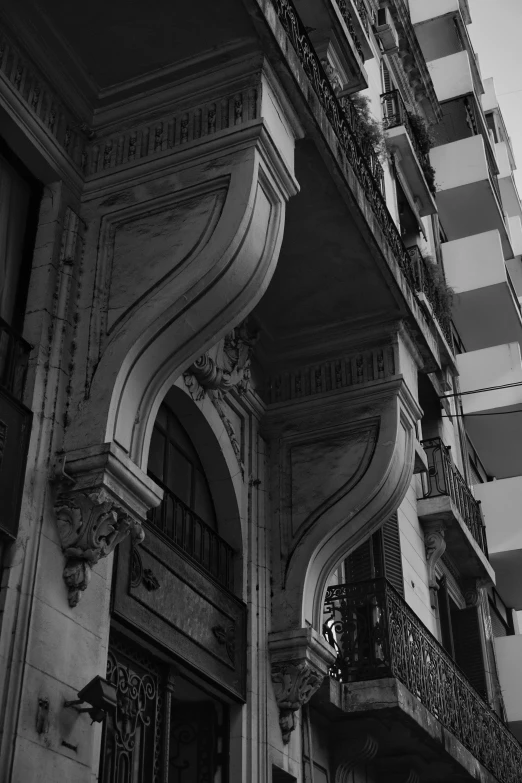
[
  {"left": 382, "top": 512, "right": 404, "bottom": 596},
  {"left": 345, "top": 538, "right": 373, "bottom": 582},
  {"left": 451, "top": 605, "right": 489, "bottom": 699},
  {"left": 382, "top": 63, "right": 393, "bottom": 93}
]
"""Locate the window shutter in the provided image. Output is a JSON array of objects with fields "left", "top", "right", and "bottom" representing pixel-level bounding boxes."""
[
  {"left": 382, "top": 512, "right": 404, "bottom": 596},
  {"left": 382, "top": 63, "right": 393, "bottom": 93},
  {"left": 451, "top": 605, "right": 488, "bottom": 699},
  {"left": 345, "top": 538, "right": 373, "bottom": 582}
]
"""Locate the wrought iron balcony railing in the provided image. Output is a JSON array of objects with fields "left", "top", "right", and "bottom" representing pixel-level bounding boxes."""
[
  {"left": 381, "top": 89, "right": 431, "bottom": 172},
  {"left": 406, "top": 248, "right": 452, "bottom": 344},
  {"left": 420, "top": 437, "right": 488, "bottom": 556},
  {"left": 0, "top": 316, "right": 31, "bottom": 402},
  {"left": 324, "top": 578, "right": 522, "bottom": 783},
  {"left": 271, "top": 0, "right": 451, "bottom": 350},
  {"left": 148, "top": 477, "right": 234, "bottom": 591},
  {"left": 336, "top": 0, "right": 364, "bottom": 59}
]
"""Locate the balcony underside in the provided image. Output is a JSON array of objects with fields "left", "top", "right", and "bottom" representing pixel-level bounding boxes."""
[
  {"left": 436, "top": 181, "right": 512, "bottom": 259},
  {"left": 489, "top": 550, "right": 522, "bottom": 610},
  {"left": 385, "top": 126, "right": 437, "bottom": 217},
  {"left": 417, "top": 495, "right": 494, "bottom": 581},
  {"left": 452, "top": 282, "right": 522, "bottom": 352},
  {"left": 313, "top": 677, "right": 499, "bottom": 783},
  {"left": 465, "top": 405, "right": 522, "bottom": 480}
]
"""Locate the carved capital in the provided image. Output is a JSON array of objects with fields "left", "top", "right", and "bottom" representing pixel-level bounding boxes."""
[
  {"left": 268, "top": 627, "right": 335, "bottom": 743},
  {"left": 423, "top": 520, "right": 446, "bottom": 602},
  {"left": 52, "top": 442, "right": 162, "bottom": 606}
]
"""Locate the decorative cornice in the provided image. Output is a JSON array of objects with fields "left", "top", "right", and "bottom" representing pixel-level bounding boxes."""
[
  {"left": 268, "top": 627, "right": 335, "bottom": 743},
  {"left": 0, "top": 29, "right": 88, "bottom": 171},
  {"left": 84, "top": 85, "right": 261, "bottom": 177},
  {"left": 265, "top": 345, "right": 396, "bottom": 404}
]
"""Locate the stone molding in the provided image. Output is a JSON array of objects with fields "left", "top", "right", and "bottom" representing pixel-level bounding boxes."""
[
  {"left": 268, "top": 627, "right": 336, "bottom": 743},
  {"left": 264, "top": 345, "right": 397, "bottom": 404},
  {"left": 52, "top": 442, "right": 162, "bottom": 606}
]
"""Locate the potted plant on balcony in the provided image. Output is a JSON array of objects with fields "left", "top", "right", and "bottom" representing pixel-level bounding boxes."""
[
  {"left": 408, "top": 113, "right": 437, "bottom": 194},
  {"left": 343, "top": 93, "right": 387, "bottom": 160}
]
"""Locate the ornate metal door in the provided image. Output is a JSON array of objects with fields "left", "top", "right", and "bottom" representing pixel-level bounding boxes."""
[{"left": 99, "top": 632, "right": 228, "bottom": 783}]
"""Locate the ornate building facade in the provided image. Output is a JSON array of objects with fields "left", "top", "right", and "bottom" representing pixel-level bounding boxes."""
[{"left": 1, "top": 0, "right": 522, "bottom": 781}]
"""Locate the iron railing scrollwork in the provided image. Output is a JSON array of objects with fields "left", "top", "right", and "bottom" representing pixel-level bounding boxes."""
[
  {"left": 270, "top": 0, "right": 452, "bottom": 350},
  {"left": 324, "top": 579, "right": 522, "bottom": 783},
  {"left": 0, "top": 316, "right": 31, "bottom": 402},
  {"left": 335, "top": 0, "right": 364, "bottom": 58},
  {"left": 148, "top": 477, "right": 234, "bottom": 591},
  {"left": 420, "top": 437, "right": 488, "bottom": 556},
  {"left": 406, "top": 248, "right": 453, "bottom": 344}
]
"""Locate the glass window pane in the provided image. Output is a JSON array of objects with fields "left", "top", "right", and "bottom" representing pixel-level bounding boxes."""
[
  {"left": 193, "top": 469, "right": 217, "bottom": 529},
  {"left": 167, "top": 444, "right": 192, "bottom": 505}
]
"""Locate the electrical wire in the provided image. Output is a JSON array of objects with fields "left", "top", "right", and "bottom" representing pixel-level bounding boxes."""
[{"left": 439, "top": 380, "right": 522, "bottom": 399}]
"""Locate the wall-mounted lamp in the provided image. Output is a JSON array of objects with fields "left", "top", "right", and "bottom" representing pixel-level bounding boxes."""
[{"left": 64, "top": 675, "right": 117, "bottom": 723}]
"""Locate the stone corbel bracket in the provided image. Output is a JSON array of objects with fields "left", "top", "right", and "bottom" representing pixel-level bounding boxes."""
[
  {"left": 52, "top": 442, "right": 163, "bottom": 606},
  {"left": 268, "top": 627, "right": 336, "bottom": 744},
  {"left": 422, "top": 519, "right": 446, "bottom": 609}
]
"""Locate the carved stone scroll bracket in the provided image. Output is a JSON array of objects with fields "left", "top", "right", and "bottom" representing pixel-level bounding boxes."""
[
  {"left": 52, "top": 442, "right": 163, "bottom": 606},
  {"left": 335, "top": 734, "right": 379, "bottom": 782},
  {"left": 184, "top": 321, "right": 258, "bottom": 476},
  {"left": 268, "top": 627, "right": 336, "bottom": 744},
  {"left": 422, "top": 520, "right": 446, "bottom": 610}
]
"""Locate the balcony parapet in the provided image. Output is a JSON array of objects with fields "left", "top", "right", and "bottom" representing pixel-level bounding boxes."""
[
  {"left": 323, "top": 578, "right": 522, "bottom": 783},
  {"left": 419, "top": 437, "right": 488, "bottom": 556},
  {"left": 406, "top": 248, "right": 452, "bottom": 346}
]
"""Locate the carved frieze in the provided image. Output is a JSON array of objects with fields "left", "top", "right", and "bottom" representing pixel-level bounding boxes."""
[{"left": 55, "top": 491, "right": 144, "bottom": 606}]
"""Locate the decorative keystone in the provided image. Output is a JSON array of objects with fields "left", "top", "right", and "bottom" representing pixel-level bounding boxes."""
[
  {"left": 268, "top": 627, "right": 336, "bottom": 744},
  {"left": 52, "top": 442, "right": 162, "bottom": 607}
]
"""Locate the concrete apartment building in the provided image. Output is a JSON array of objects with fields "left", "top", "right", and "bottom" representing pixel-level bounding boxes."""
[{"left": 1, "top": 0, "right": 522, "bottom": 781}]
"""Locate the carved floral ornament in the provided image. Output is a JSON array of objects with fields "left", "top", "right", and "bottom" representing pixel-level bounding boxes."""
[
  {"left": 271, "top": 660, "right": 325, "bottom": 743},
  {"left": 54, "top": 491, "right": 145, "bottom": 607},
  {"left": 183, "top": 322, "right": 257, "bottom": 474}
]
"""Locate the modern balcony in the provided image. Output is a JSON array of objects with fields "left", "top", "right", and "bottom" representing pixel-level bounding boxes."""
[
  {"left": 430, "top": 134, "right": 512, "bottom": 258},
  {"left": 294, "top": 0, "right": 370, "bottom": 93},
  {"left": 417, "top": 437, "right": 493, "bottom": 580},
  {"left": 381, "top": 89, "right": 437, "bottom": 216},
  {"left": 496, "top": 141, "right": 522, "bottom": 221},
  {"left": 0, "top": 317, "right": 32, "bottom": 541},
  {"left": 442, "top": 230, "right": 522, "bottom": 352},
  {"left": 406, "top": 247, "right": 452, "bottom": 345},
  {"left": 317, "top": 578, "right": 522, "bottom": 783},
  {"left": 474, "top": 477, "right": 522, "bottom": 609},
  {"left": 148, "top": 476, "right": 235, "bottom": 591},
  {"left": 410, "top": 0, "right": 471, "bottom": 29},
  {"left": 457, "top": 342, "right": 522, "bottom": 480}
]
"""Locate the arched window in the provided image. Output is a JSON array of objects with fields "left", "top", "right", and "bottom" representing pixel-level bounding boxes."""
[
  {"left": 148, "top": 402, "right": 217, "bottom": 529},
  {"left": 147, "top": 401, "right": 233, "bottom": 590}
]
